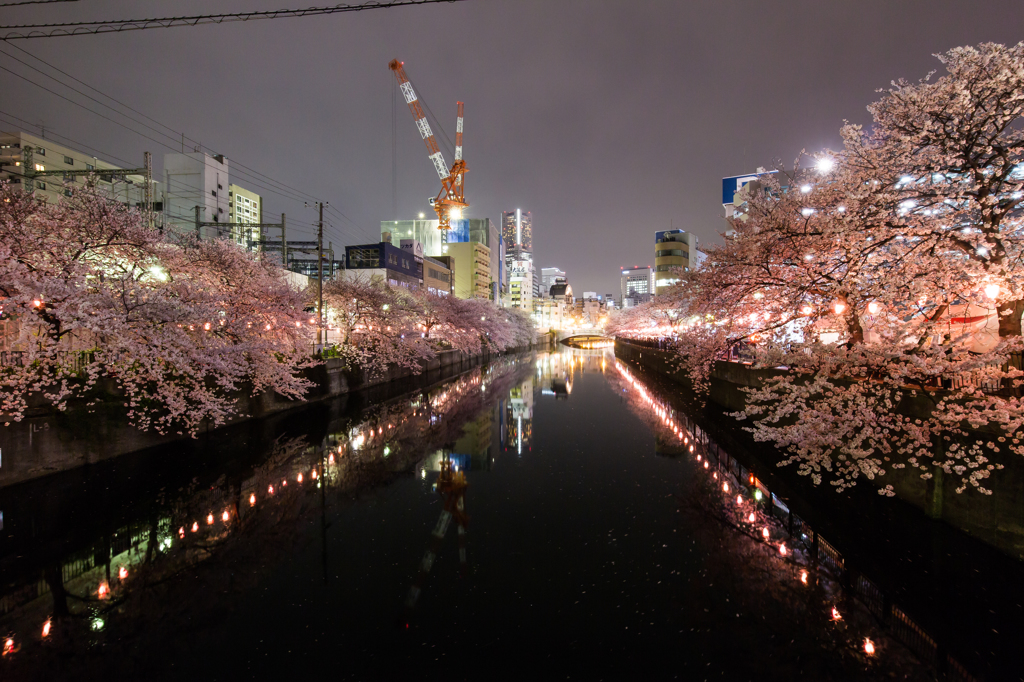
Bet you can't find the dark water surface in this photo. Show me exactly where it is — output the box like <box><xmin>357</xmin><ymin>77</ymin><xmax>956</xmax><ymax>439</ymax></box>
<box><xmin>0</xmin><ymin>348</ymin><xmax>1015</xmax><ymax>680</ymax></box>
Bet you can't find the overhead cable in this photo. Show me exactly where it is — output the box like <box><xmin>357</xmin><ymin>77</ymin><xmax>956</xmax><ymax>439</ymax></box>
<box><xmin>0</xmin><ymin>0</ymin><xmax>465</xmax><ymax>40</ymax></box>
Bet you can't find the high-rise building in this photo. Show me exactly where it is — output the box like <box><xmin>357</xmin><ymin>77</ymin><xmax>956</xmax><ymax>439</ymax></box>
<box><xmin>501</xmin><ymin>209</ymin><xmax>533</xmax><ymax>255</ymax></box>
<box><xmin>620</xmin><ymin>266</ymin><xmax>655</xmax><ymax>307</ymax></box>
<box><xmin>654</xmin><ymin>229</ymin><xmax>706</xmax><ymax>294</ymax></box>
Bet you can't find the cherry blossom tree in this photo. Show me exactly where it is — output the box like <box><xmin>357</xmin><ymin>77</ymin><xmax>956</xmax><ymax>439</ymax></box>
<box><xmin>645</xmin><ymin>42</ymin><xmax>1024</xmax><ymax>495</ymax></box>
<box><xmin>0</xmin><ymin>182</ymin><xmax>315</xmax><ymax>435</ymax></box>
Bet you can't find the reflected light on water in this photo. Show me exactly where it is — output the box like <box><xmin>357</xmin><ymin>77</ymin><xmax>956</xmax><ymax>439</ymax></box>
<box><xmin>41</xmin><ymin>620</ymin><xmax>51</xmax><ymax>638</ymax></box>
<box><xmin>118</xmin><ymin>566</ymin><xmax>128</xmax><ymax>580</ymax></box>
<box><xmin>832</xmin><ymin>606</ymin><xmax>842</xmax><ymax>621</ymax></box>
<box><xmin>800</xmin><ymin>570</ymin><xmax>808</xmax><ymax>584</ymax></box>
<box><xmin>864</xmin><ymin>638</ymin><xmax>875</xmax><ymax>655</ymax></box>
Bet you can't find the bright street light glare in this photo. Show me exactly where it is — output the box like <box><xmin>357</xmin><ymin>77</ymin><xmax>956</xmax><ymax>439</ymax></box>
<box><xmin>816</xmin><ymin>157</ymin><xmax>835</xmax><ymax>173</ymax></box>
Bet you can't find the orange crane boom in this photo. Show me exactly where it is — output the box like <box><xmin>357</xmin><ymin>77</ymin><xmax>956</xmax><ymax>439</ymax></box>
<box><xmin>389</xmin><ymin>59</ymin><xmax>468</xmax><ymax>232</ymax></box>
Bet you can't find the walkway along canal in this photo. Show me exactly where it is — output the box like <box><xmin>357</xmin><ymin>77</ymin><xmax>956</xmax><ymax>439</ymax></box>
<box><xmin>0</xmin><ymin>347</ymin><xmax>1018</xmax><ymax>680</ymax></box>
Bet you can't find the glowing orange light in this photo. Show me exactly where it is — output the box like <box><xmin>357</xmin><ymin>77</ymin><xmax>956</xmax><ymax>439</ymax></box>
<box><xmin>985</xmin><ymin>283</ymin><xmax>1000</xmax><ymax>299</ymax></box>
<box><xmin>329</xmin><ymin>454</ymin><xmax>335</xmax><ymax>464</ymax></box>
<box><xmin>250</xmin><ymin>493</ymin><xmax>256</xmax><ymax>506</ymax></box>
<box><xmin>748</xmin><ymin>512</ymin><xmax>756</xmax><ymax>522</ymax></box>
<box><xmin>703</xmin><ymin>461</ymin><xmax>708</xmax><ymax>469</ymax></box>
<box><xmin>779</xmin><ymin>544</ymin><xmax>787</xmax><ymax>556</ymax></box>
<box><xmin>696</xmin><ymin>454</ymin><xmax>701</xmax><ymax>461</ymax></box>
<box><xmin>206</xmin><ymin>514</ymin><xmax>214</xmax><ymax>525</ymax></box>
<box><xmin>222</xmin><ymin>510</ymin><xmax>230</xmax><ymax>522</ymax></box>
<box><xmin>98</xmin><ymin>582</ymin><xmax>109</xmax><ymax>598</ymax></box>
<box><xmin>297</xmin><ymin>473</ymin><xmax>304</xmax><ymax>483</ymax></box>
<box><xmin>800</xmin><ymin>305</ymin><xmax>813</xmax><ymax>316</ymax></box>
<box><xmin>723</xmin><ymin>482</ymin><xmax>729</xmax><ymax>492</ymax></box>
<box><xmin>867</xmin><ymin>301</ymin><xmax>880</xmax><ymax>314</ymax></box>
<box><xmin>736</xmin><ymin>494</ymin><xmax>742</xmax><ymax>504</ymax></box>
<box><xmin>3</xmin><ymin>638</ymin><xmax>13</xmax><ymax>655</ymax></box>
<box><xmin>118</xmin><ymin>566</ymin><xmax>128</xmax><ymax>580</ymax></box>
<box><xmin>311</xmin><ymin>469</ymin><xmax>318</xmax><ymax>479</ymax></box>
<box><xmin>800</xmin><ymin>570</ymin><xmax>808</xmax><ymax>584</ymax></box>
<box><xmin>42</xmin><ymin>620</ymin><xmax>51</xmax><ymax>637</ymax></box>
<box><xmin>713</xmin><ymin>472</ymin><xmax>718</xmax><ymax>480</ymax></box>
<box><xmin>191</xmin><ymin>522</ymin><xmax>198</xmax><ymax>532</ymax></box>
<box><xmin>749</xmin><ymin>474</ymin><xmax>755</xmax><ymax>484</ymax></box>
<box><xmin>178</xmin><ymin>526</ymin><xmax>185</xmax><ymax>538</ymax></box>
<box><xmin>761</xmin><ymin>527</ymin><xmax>769</xmax><ymax>539</ymax></box>
<box><xmin>864</xmin><ymin>638</ymin><xmax>875</xmax><ymax>655</ymax></box>
<box><xmin>203</xmin><ymin>322</ymin><xmax>211</xmax><ymax>331</ymax></box>
<box><xmin>32</xmin><ymin>299</ymin><xmax>42</xmax><ymax>308</ymax></box>
<box><xmin>833</xmin><ymin>302</ymin><xmax>847</xmax><ymax>315</ymax></box>
<box><xmin>831</xmin><ymin>606</ymin><xmax>842</xmax><ymax>621</ymax></box>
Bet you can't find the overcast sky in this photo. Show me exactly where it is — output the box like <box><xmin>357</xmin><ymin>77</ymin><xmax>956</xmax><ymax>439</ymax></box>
<box><xmin>1</xmin><ymin>0</ymin><xmax>1022</xmax><ymax>295</ymax></box>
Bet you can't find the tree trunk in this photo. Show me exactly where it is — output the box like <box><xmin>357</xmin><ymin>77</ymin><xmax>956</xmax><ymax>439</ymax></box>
<box><xmin>997</xmin><ymin>299</ymin><xmax>1024</xmax><ymax>338</ymax></box>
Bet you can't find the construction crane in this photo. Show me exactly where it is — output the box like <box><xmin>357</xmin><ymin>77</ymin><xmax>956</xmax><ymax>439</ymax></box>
<box><xmin>389</xmin><ymin>59</ymin><xmax>467</xmax><ymax>237</ymax></box>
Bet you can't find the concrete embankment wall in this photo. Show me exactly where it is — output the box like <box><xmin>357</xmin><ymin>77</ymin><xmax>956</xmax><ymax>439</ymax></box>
<box><xmin>0</xmin><ymin>340</ymin><xmax>548</xmax><ymax>489</ymax></box>
<box><xmin>614</xmin><ymin>339</ymin><xmax>1024</xmax><ymax>559</ymax></box>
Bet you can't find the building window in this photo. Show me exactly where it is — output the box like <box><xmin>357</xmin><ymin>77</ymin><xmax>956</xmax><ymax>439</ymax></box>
<box><xmin>34</xmin><ymin>163</ymin><xmax>44</xmax><ymax>172</ymax></box>
<box><xmin>350</xmin><ymin>247</ymin><xmax>380</xmax><ymax>268</ymax></box>
<box><xmin>211</xmin><ymin>190</ymin><xmax>217</xmax><ymax>197</ymax></box>
<box><xmin>36</xmin><ymin>181</ymin><xmax>46</xmax><ymax>190</ymax></box>
<box><xmin>64</xmin><ymin>188</ymin><xmax>73</xmax><ymax>197</ymax></box>
<box><xmin>86</xmin><ymin>163</ymin><xmax>94</xmax><ymax>171</ymax></box>
<box><xmin>64</xmin><ymin>155</ymin><xmax>73</xmax><ymax>165</ymax></box>
<box><xmin>35</xmin><ymin>147</ymin><xmax>45</xmax><ymax>156</ymax></box>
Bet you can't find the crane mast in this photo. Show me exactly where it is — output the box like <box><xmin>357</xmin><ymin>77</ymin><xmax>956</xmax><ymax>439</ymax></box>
<box><xmin>389</xmin><ymin>59</ymin><xmax>468</xmax><ymax>232</ymax></box>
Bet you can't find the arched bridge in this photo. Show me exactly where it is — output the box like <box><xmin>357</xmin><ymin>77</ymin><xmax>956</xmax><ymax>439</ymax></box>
<box><xmin>555</xmin><ymin>330</ymin><xmax>614</xmax><ymax>349</ymax></box>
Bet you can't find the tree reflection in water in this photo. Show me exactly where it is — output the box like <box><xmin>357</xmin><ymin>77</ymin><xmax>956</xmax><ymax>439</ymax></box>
<box><xmin>0</xmin><ymin>355</ymin><xmax>532</xmax><ymax>680</ymax></box>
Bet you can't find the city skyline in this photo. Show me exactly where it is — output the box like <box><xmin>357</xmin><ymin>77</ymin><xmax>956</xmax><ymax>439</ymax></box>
<box><xmin>2</xmin><ymin>1</ymin><xmax>1020</xmax><ymax>295</ymax></box>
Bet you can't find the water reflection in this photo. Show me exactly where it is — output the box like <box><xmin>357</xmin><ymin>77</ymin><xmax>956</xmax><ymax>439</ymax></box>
<box><xmin>0</xmin><ymin>347</ymin><xmax>1014</xmax><ymax>680</ymax></box>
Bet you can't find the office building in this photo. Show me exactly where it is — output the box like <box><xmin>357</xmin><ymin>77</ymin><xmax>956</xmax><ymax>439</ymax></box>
<box><xmin>424</xmin><ymin>254</ymin><xmax>453</xmax><ymax>296</ymax></box>
<box><xmin>382</xmin><ymin>218</ymin><xmax>443</xmax><ymax>261</ymax></box>
<box><xmin>229</xmin><ymin>184</ymin><xmax>262</xmax><ymax>249</ymax></box>
<box><xmin>449</xmin><ymin>217</ymin><xmax>503</xmax><ymax>298</ymax></box>
<box><xmin>164</xmin><ymin>152</ymin><xmax>231</xmax><ymax>239</ymax></box>
<box><xmin>344</xmin><ymin>241</ymin><xmax>422</xmax><ymax>288</ymax></box>
<box><xmin>541</xmin><ymin>268</ymin><xmax>566</xmax><ymax>294</ymax></box>
<box><xmin>620</xmin><ymin>266</ymin><xmax>655</xmax><ymax>307</ymax></box>
<box><xmin>0</xmin><ymin>130</ymin><xmax>158</xmax><ymax>219</ymax></box>
<box><xmin>446</xmin><ymin>241</ymin><xmax>491</xmax><ymax>299</ymax></box>
<box><xmin>509</xmin><ymin>259</ymin><xmax>535</xmax><ymax>311</ymax></box>
<box><xmin>654</xmin><ymin>229</ymin><xmax>705</xmax><ymax>294</ymax></box>
<box><xmin>501</xmin><ymin>208</ymin><xmax>533</xmax><ymax>255</ymax></box>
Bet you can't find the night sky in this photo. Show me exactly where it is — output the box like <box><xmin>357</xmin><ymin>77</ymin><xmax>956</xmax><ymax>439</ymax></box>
<box><xmin>1</xmin><ymin>0</ymin><xmax>1022</xmax><ymax>295</ymax></box>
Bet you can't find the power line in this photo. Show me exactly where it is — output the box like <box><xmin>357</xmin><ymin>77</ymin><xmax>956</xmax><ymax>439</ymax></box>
<box><xmin>0</xmin><ymin>0</ymin><xmax>76</xmax><ymax>6</ymax></box>
<box><xmin>0</xmin><ymin>0</ymin><xmax>465</xmax><ymax>40</ymax></box>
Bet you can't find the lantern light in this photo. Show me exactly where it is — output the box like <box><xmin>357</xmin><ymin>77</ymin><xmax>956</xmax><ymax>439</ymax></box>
<box><xmin>864</xmin><ymin>638</ymin><xmax>875</xmax><ymax>655</ymax></box>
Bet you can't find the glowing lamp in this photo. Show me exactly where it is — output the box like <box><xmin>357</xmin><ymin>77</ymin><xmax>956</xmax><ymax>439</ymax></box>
<box><xmin>204</xmin><ymin>322</ymin><xmax>211</xmax><ymax>331</ymax></box>
<box><xmin>761</xmin><ymin>527</ymin><xmax>769</xmax><ymax>539</ymax></box>
<box><xmin>779</xmin><ymin>544</ymin><xmax>787</xmax><ymax>556</ymax></box>
<box><xmin>42</xmin><ymin>620</ymin><xmax>51</xmax><ymax>638</ymax></box>
<box><xmin>703</xmin><ymin>461</ymin><xmax>708</xmax><ymax>469</ymax></box>
<box><xmin>800</xmin><ymin>570</ymin><xmax>808</xmax><ymax>584</ymax></box>
<box><xmin>98</xmin><ymin>582</ymin><xmax>109</xmax><ymax>598</ymax></box>
<box><xmin>864</xmin><ymin>639</ymin><xmax>875</xmax><ymax>655</ymax></box>
<box><xmin>867</xmin><ymin>301</ymin><xmax>880</xmax><ymax>314</ymax></box>
<box><xmin>297</xmin><ymin>473</ymin><xmax>304</xmax><ymax>483</ymax></box>
<box><xmin>815</xmin><ymin>157</ymin><xmax>834</xmax><ymax>173</ymax></box>
<box><xmin>833</xmin><ymin>302</ymin><xmax>847</xmax><ymax>315</ymax></box>
<box><xmin>723</xmin><ymin>482</ymin><xmax>729</xmax><ymax>493</ymax></box>
<box><xmin>118</xmin><ymin>566</ymin><xmax>128</xmax><ymax>580</ymax></box>
<box><xmin>178</xmin><ymin>526</ymin><xmax>185</xmax><ymax>538</ymax></box>
<box><xmin>753</xmin><ymin>292</ymin><xmax>763</xmax><ymax>299</ymax></box>
<box><xmin>3</xmin><ymin>638</ymin><xmax>12</xmax><ymax>655</ymax></box>
<box><xmin>748</xmin><ymin>512</ymin><xmax>756</xmax><ymax>523</ymax></box>
<box><xmin>736</xmin><ymin>495</ymin><xmax>742</xmax><ymax>504</ymax></box>
<box><xmin>985</xmin><ymin>283</ymin><xmax>1000</xmax><ymax>299</ymax></box>
<box><xmin>831</xmin><ymin>606</ymin><xmax>842</xmax><ymax>621</ymax></box>
<box><xmin>250</xmin><ymin>493</ymin><xmax>256</xmax><ymax>506</ymax></box>
<box><xmin>191</xmin><ymin>522</ymin><xmax>198</xmax><ymax>532</ymax></box>
<box><xmin>754</xmin><ymin>489</ymin><xmax>762</xmax><ymax>501</ymax></box>
<box><xmin>800</xmin><ymin>184</ymin><xmax>812</xmax><ymax>194</ymax></box>
<box><xmin>222</xmin><ymin>510</ymin><xmax>230</xmax><ymax>522</ymax></box>
<box><xmin>800</xmin><ymin>305</ymin><xmax>813</xmax><ymax>316</ymax></box>
<box><xmin>207</xmin><ymin>514</ymin><xmax>214</xmax><ymax>525</ymax></box>
<box><xmin>312</xmin><ymin>469</ymin><xmax>318</xmax><ymax>479</ymax></box>
<box><xmin>268</xmin><ymin>485</ymin><xmax>274</xmax><ymax>495</ymax></box>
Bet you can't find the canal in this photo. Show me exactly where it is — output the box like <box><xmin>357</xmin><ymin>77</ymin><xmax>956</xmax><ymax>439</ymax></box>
<box><xmin>0</xmin><ymin>347</ymin><xmax>1018</xmax><ymax>680</ymax></box>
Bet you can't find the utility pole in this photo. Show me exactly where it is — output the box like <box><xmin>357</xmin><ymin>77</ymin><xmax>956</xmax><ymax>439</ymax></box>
<box><xmin>318</xmin><ymin>201</ymin><xmax>324</xmax><ymax>351</ymax></box>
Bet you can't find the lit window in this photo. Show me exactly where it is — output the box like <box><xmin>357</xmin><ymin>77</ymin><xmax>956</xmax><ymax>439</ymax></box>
<box><xmin>34</xmin><ymin>163</ymin><xmax>44</xmax><ymax>172</ymax></box>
